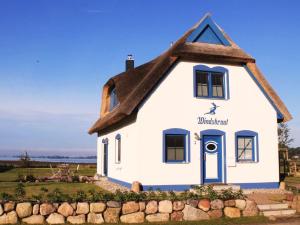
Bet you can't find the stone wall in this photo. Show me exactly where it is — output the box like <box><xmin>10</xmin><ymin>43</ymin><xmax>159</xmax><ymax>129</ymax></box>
<box><xmin>0</xmin><ymin>198</ymin><xmax>263</xmax><ymax>224</ymax></box>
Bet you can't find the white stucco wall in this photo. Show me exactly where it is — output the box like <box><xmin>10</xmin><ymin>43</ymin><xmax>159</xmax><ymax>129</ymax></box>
<box><xmin>97</xmin><ymin>121</ymin><xmax>139</xmax><ymax>183</ymax></box>
<box><xmin>97</xmin><ymin>61</ymin><xmax>279</xmax><ymax>187</ymax></box>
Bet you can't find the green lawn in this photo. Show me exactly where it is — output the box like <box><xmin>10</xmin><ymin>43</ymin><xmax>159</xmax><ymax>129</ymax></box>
<box><xmin>0</xmin><ymin>181</ymin><xmax>104</xmax><ymax>197</ymax></box>
<box><xmin>0</xmin><ymin>166</ymin><xmax>96</xmax><ymax>182</ymax></box>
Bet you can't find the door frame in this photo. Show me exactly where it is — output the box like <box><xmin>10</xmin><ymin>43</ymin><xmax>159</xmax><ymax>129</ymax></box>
<box><xmin>200</xmin><ymin>129</ymin><xmax>226</xmax><ymax>184</ymax></box>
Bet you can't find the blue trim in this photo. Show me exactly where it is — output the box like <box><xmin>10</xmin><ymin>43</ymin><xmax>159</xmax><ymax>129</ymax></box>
<box><xmin>103</xmin><ymin>141</ymin><xmax>108</xmax><ymax>176</ymax></box>
<box><xmin>193</xmin><ymin>65</ymin><xmax>229</xmax><ymax>100</ymax></box>
<box><xmin>244</xmin><ymin>65</ymin><xmax>284</xmax><ymax>121</ymax></box>
<box><xmin>162</xmin><ymin>128</ymin><xmax>190</xmax><ymax>163</ymax></box>
<box><xmin>187</xmin><ymin>16</ymin><xmax>231</xmax><ymax>46</ymax></box>
<box><xmin>235</xmin><ymin>130</ymin><xmax>259</xmax><ymax>163</ymax></box>
<box><xmin>200</xmin><ymin>129</ymin><xmax>226</xmax><ymax>184</ymax></box>
<box><xmin>236</xmin><ymin>182</ymin><xmax>279</xmax><ymax>189</ymax></box>
<box><xmin>106</xmin><ymin>178</ymin><xmax>279</xmax><ymax>191</ymax></box>
<box><xmin>143</xmin><ymin>184</ymin><xmax>193</xmax><ymax>191</ymax></box>
<box><xmin>107</xmin><ymin>177</ymin><xmax>131</xmax><ymax>189</ymax></box>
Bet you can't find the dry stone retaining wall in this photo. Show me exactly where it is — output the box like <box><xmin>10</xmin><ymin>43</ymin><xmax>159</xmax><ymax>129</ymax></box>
<box><xmin>1</xmin><ymin>195</ymin><xmax>300</xmax><ymax>224</ymax></box>
<box><xmin>0</xmin><ymin>198</ymin><xmax>265</xmax><ymax>224</ymax></box>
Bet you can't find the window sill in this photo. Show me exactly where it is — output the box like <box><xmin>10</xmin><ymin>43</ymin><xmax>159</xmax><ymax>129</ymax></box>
<box><xmin>164</xmin><ymin>161</ymin><xmax>189</xmax><ymax>164</ymax></box>
<box><xmin>236</xmin><ymin>161</ymin><xmax>258</xmax><ymax>164</ymax></box>
<box><xmin>195</xmin><ymin>96</ymin><xmax>227</xmax><ymax>100</ymax></box>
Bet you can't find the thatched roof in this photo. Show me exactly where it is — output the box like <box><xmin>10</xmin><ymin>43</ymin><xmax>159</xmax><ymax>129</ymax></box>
<box><xmin>89</xmin><ymin>14</ymin><xmax>292</xmax><ymax>134</ymax></box>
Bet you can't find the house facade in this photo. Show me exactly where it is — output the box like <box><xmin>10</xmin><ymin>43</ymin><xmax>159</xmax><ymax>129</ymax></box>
<box><xmin>89</xmin><ymin>14</ymin><xmax>292</xmax><ymax>190</ymax></box>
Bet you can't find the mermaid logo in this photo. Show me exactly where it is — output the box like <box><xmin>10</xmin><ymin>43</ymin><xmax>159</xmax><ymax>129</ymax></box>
<box><xmin>205</xmin><ymin>102</ymin><xmax>219</xmax><ymax>115</ymax></box>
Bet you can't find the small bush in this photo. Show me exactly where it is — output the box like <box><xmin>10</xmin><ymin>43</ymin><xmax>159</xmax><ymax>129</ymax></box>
<box><xmin>0</xmin><ymin>192</ymin><xmax>14</xmax><ymax>201</ymax></box>
<box><xmin>47</xmin><ymin>188</ymin><xmax>71</xmax><ymax>203</ymax></box>
<box><xmin>15</xmin><ymin>183</ymin><xmax>26</xmax><ymax>199</ymax></box>
<box><xmin>26</xmin><ymin>174</ymin><xmax>36</xmax><ymax>182</ymax></box>
<box><xmin>73</xmin><ymin>190</ymin><xmax>87</xmax><ymax>202</ymax></box>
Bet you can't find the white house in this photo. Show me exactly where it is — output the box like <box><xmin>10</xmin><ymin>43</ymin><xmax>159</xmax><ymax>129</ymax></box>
<box><xmin>89</xmin><ymin>14</ymin><xmax>292</xmax><ymax>190</ymax></box>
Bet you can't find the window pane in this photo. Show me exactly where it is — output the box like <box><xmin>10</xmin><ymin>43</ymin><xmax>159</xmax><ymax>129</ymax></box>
<box><xmin>244</xmin><ymin>150</ymin><xmax>252</xmax><ymax>160</ymax></box>
<box><xmin>175</xmin><ymin>148</ymin><xmax>184</xmax><ymax>161</ymax></box>
<box><xmin>211</xmin><ymin>73</ymin><xmax>224</xmax><ymax>97</ymax></box>
<box><xmin>238</xmin><ymin>138</ymin><xmax>244</xmax><ymax>148</ymax></box>
<box><xmin>196</xmin><ymin>71</ymin><xmax>209</xmax><ymax>97</ymax></box>
<box><xmin>117</xmin><ymin>139</ymin><xmax>121</xmax><ymax>162</ymax></box>
<box><xmin>109</xmin><ymin>88</ymin><xmax>119</xmax><ymax>111</ymax></box>
<box><xmin>244</xmin><ymin>138</ymin><xmax>253</xmax><ymax>149</ymax></box>
<box><xmin>165</xmin><ymin>134</ymin><xmax>185</xmax><ymax>161</ymax></box>
<box><xmin>167</xmin><ymin>148</ymin><xmax>176</xmax><ymax>161</ymax></box>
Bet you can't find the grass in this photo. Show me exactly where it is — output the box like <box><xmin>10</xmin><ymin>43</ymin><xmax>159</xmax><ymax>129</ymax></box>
<box><xmin>0</xmin><ymin>166</ymin><xmax>96</xmax><ymax>182</ymax></box>
<box><xmin>82</xmin><ymin>216</ymin><xmax>269</xmax><ymax>225</ymax></box>
<box><xmin>0</xmin><ymin>182</ymin><xmax>105</xmax><ymax>197</ymax></box>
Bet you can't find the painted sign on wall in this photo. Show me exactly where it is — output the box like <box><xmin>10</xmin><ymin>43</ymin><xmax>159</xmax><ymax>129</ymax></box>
<box><xmin>198</xmin><ymin>102</ymin><xmax>229</xmax><ymax>125</ymax></box>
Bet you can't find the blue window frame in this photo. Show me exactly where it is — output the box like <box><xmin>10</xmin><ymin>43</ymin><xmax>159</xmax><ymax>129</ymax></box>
<box><xmin>109</xmin><ymin>87</ymin><xmax>119</xmax><ymax>111</ymax></box>
<box><xmin>163</xmin><ymin>128</ymin><xmax>190</xmax><ymax>163</ymax></box>
<box><xmin>235</xmin><ymin>130</ymin><xmax>259</xmax><ymax>162</ymax></box>
<box><xmin>194</xmin><ymin>65</ymin><xmax>229</xmax><ymax>99</ymax></box>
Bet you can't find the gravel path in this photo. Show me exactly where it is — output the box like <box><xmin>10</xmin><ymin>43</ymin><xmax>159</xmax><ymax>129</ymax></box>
<box><xmin>94</xmin><ymin>180</ymin><xmax>130</xmax><ymax>193</ymax></box>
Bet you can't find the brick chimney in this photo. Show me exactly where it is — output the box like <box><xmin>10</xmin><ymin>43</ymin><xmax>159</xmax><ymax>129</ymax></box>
<box><xmin>125</xmin><ymin>54</ymin><xmax>134</xmax><ymax>71</ymax></box>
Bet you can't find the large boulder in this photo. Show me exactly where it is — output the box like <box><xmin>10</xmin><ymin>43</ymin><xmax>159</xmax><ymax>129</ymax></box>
<box><xmin>208</xmin><ymin>209</ymin><xmax>223</xmax><ymax>219</ymax></box>
<box><xmin>46</xmin><ymin>213</ymin><xmax>65</xmax><ymax>224</ymax></box>
<box><xmin>40</xmin><ymin>203</ymin><xmax>55</xmax><ymax>216</ymax></box>
<box><xmin>16</xmin><ymin>202</ymin><xmax>32</xmax><ymax>218</ymax></box>
<box><xmin>4</xmin><ymin>202</ymin><xmax>15</xmax><ymax>212</ymax></box>
<box><xmin>224</xmin><ymin>207</ymin><xmax>241</xmax><ymax>218</ymax></box>
<box><xmin>0</xmin><ymin>211</ymin><xmax>18</xmax><ymax>224</ymax></box>
<box><xmin>106</xmin><ymin>201</ymin><xmax>121</xmax><ymax>208</ymax></box>
<box><xmin>122</xmin><ymin>201</ymin><xmax>140</xmax><ymax>215</ymax></box>
<box><xmin>145</xmin><ymin>201</ymin><xmax>157</xmax><ymax>214</ymax></box>
<box><xmin>210</xmin><ymin>199</ymin><xmax>224</xmax><ymax>210</ymax></box>
<box><xmin>182</xmin><ymin>205</ymin><xmax>209</xmax><ymax>221</ymax></box>
<box><xmin>198</xmin><ymin>199</ymin><xmax>210</xmax><ymax>212</ymax></box>
<box><xmin>90</xmin><ymin>203</ymin><xmax>106</xmax><ymax>213</ymax></box>
<box><xmin>58</xmin><ymin>202</ymin><xmax>74</xmax><ymax>217</ymax></box>
<box><xmin>67</xmin><ymin>214</ymin><xmax>86</xmax><ymax>224</ymax></box>
<box><xmin>103</xmin><ymin>207</ymin><xmax>121</xmax><ymax>223</ymax></box>
<box><xmin>173</xmin><ymin>201</ymin><xmax>185</xmax><ymax>211</ymax></box>
<box><xmin>159</xmin><ymin>200</ymin><xmax>172</xmax><ymax>213</ymax></box>
<box><xmin>139</xmin><ymin>202</ymin><xmax>146</xmax><ymax>212</ymax></box>
<box><xmin>146</xmin><ymin>213</ymin><xmax>169</xmax><ymax>222</ymax></box>
<box><xmin>187</xmin><ymin>199</ymin><xmax>198</xmax><ymax>208</ymax></box>
<box><xmin>224</xmin><ymin>200</ymin><xmax>236</xmax><ymax>207</ymax></box>
<box><xmin>120</xmin><ymin>212</ymin><xmax>145</xmax><ymax>223</ymax></box>
<box><xmin>235</xmin><ymin>200</ymin><xmax>246</xmax><ymax>210</ymax></box>
<box><xmin>242</xmin><ymin>200</ymin><xmax>258</xmax><ymax>217</ymax></box>
<box><xmin>170</xmin><ymin>211</ymin><xmax>183</xmax><ymax>221</ymax></box>
<box><xmin>32</xmin><ymin>204</ymin><xmax>39</xmax><ymax>215</ymax></box>
<box><xmin>131</xmin><ymin>181</ymin><xmax>142</xmax><ymax>193</ymax></box>
<box><xmin>22</xmin><ymin>215</ymin><xmax>45</xmax><ymax>224</ymax></box>
<box><xmin>87</xmin><ymin>213</ymin><xmax>104</xmax><ymax>224</ymax></box>
<box><xmin>76</xmin><ymin>202</ymin><xmax>89</xmax><ymax>215</ymax></box>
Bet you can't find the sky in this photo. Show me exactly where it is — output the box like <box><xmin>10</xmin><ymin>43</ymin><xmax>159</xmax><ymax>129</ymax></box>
<box><xmin>0</xmin><ymin>0</ymin><xmax>299</xmax><ymax>156</ymax></box>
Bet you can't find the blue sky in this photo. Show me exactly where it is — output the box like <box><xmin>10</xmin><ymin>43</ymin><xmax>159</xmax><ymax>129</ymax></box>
<box><xmin>0</xmin><ymin>0</ymin><xmax>299</xmax><ymax>155</ymax></box>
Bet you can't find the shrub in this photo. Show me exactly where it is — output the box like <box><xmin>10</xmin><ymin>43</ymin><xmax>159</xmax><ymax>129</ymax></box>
<box><xmin>73</xmin><ymin>190</ymin><xmax>87</xmax><ymax>202</ymax></box>
<box><xmin>72</xmin><ymin>175</ymin><xmax>80</xmax><ymax>183</ymax></box>
<box><xmin>26</xmin><ymin>174</ymin><xmax>36</xmax><ymax>182</ymax></box>
<box><xmin>0</xmin><ymin>192</ymin><xmax>13</xmax><ymax>201</ymax></box>
<box><xmin>15</xmin><ymin>183</ymin><xmax>26</xmax><ymax>200</ymax></box>
<box><xmin>47</xmin><ymin>188</ymin><xmax>71</xmax><ymax>203</ymax></box>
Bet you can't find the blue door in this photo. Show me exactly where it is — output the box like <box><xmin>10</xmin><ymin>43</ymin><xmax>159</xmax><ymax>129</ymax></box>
<box><xmin>103</xmin><ymin>143</ymin><xmax>108</xmax><ymax>176</ymax></box>
<box><xmin>203</xmin><ymin>135</ymin><xmax>222</xmax><ymax>183</ymax></box>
